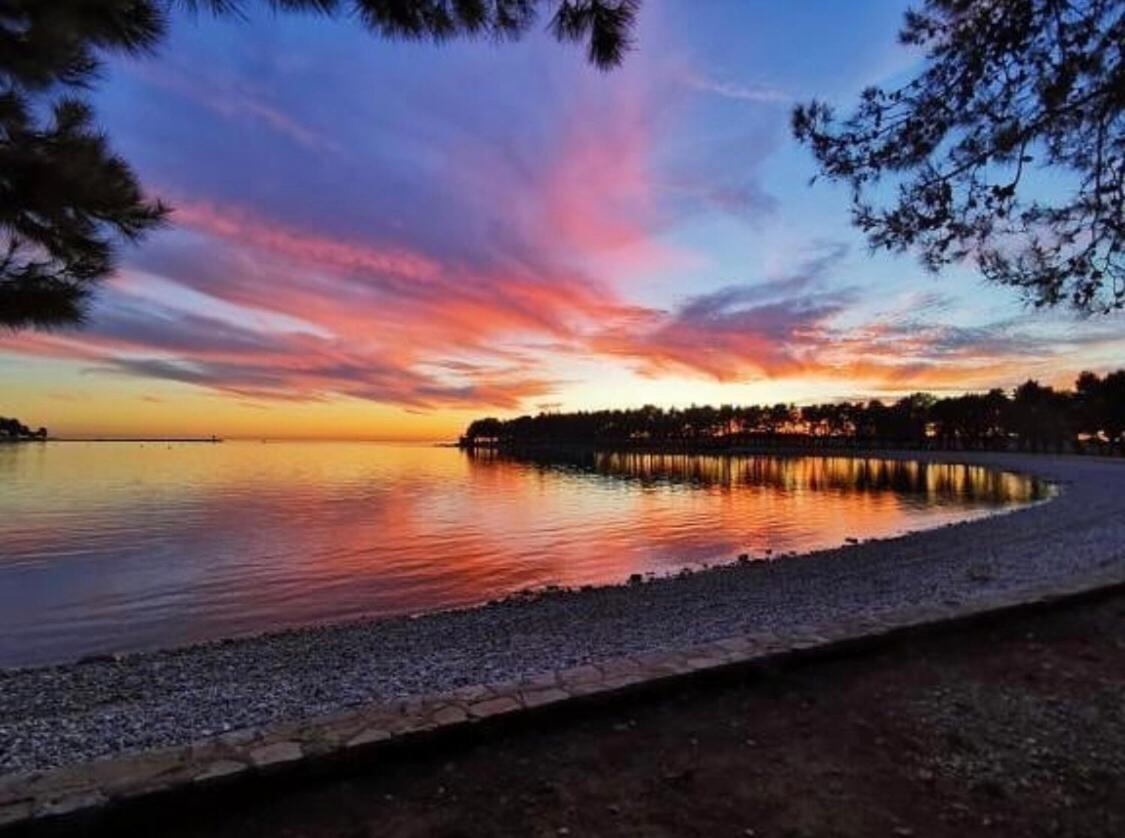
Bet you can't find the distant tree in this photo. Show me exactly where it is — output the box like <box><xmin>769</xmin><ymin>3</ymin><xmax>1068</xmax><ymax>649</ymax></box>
<box><xmin>463</xmin><ymin>416</ymin><xmax>505</xmax><ymax>444</ymax></box>
<box><xmin>931</xmin><ymin>393</ymin><xmax>976</xmax><ymax>448</ymax></box>
<box><xmin>1</xmin><ymin>0</ymin><xmax>641</xmax><ymax>330</ymax></box>
<box><xmin>458</xmin><ymin>369</ymin><xmax>1124</xmax><ymax>455</ymax></box>
<box><xmin>793</xmin><ymin>0</ymin><xmax>1125</xmax><ymax>312</ymax></box>
<box><xmin>857</xmin><ymin>400</ymin><xmax>887</xmax><ymax>443</ymax></box>
<box><xmin>764</xmin><ymin>403</ymin><xmax>793</xmax><ymax>436</ymax></box>
<box><xmin>899</xmin><ymin>392</ymin><xmax>936</xmax><ymax>444</ymax></box>
<box><xmin>1076</xmin><ymin>368</ymin><xmax>1125</xmax><ymax>450</ymax></box>
<box><xmin>0</xmin><ymin>415</ymin><xmax>44</xmax><ymax>439</ymax></box>
<box><xmin>1074</xmin><ymin>370</ymin><xmax>1106</xmax><ymax>439</ymax></box>
<box><xmin>1104</xmin><ymin>370</ymin><xmax>1125</xmax><ymax>450</ymax></box>
<box><xmin>1011</xmin><ymin>379</ymin><xmax>1071</xmax><ymax>451</ymax></box>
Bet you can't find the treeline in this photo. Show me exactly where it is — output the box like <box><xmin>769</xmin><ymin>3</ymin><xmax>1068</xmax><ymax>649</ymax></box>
<box><xmin>0</xmin><ymin>416</ymin><xmax>47</xmax><ymax>441</ymax></box>
<box><xmin>461</xmin><ymin>371</ymin><xmax>1125</xmax><ymax>455</ymax></box>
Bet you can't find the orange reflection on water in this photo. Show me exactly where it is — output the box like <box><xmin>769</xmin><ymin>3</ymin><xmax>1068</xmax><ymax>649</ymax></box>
<box><xmin>588</xmin><ymin>451</ymin><xmax>1043</xmax><ymax>504</ymax></box>
<box><xmin>0</xmin><ymin>443</ymin><xmax>1046</xmax><ymax>666</ymax></box>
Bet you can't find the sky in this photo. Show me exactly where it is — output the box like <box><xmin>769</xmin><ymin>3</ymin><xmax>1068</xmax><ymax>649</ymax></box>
<box><xmin>2</xmin><ymin>1</ymin><xmax>1123</xmax><ymax>440</ymax></box>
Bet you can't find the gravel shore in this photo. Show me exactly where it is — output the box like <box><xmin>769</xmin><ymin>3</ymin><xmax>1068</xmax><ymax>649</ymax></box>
<box><xmin>2</xmin><ymin>452</ymin><xmax>1124</xmax><ymax>774</ymax></box>
<box><xmin>146</xmin><ymin>580</ymin><xmax>1125</xmax><ymax>838</ymax></box>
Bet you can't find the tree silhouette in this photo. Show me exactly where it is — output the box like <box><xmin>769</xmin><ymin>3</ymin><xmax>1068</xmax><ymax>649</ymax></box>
<box><xmin>0</xmin><ymin>415</ymin><xmax>47</xmax><ymax>439</ymax></box>
<box><xmin>1</xmin><ymin>1</ymin><xmax>170</xmax><ymax>329</ymax></box>
<box><xmin>793</xmin><ymin>0</ymin><xmax>1125</xmax><ymax>312</ymax></box>
<box><xmin>1076</xmin><ymin>368</ymin><xmax>1125</xmax><ymax>450</ymax></box>
<box><xmin>460</xmin><ymin>370</ymin><xmax>1125</xmax><ymax>455</ymax></box>
<box><xmin>1</xmin><ymin>0</ymin><xmax>641</xmax><ymax>330</ymax></box>
<box><xmin>182</xmin><ymin>1</ymin><xmax>639</xmax><ymax>69</ymax></box>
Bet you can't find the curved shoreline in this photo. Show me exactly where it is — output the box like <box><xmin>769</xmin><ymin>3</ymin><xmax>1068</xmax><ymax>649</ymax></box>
<box><xmin>2</xmin><ymin>451</ymin><xmax>1124</xmax><ymax>774</ymax></box>
<box><xmin>0</xmin><ymin>454</ymin><xmax>1050</xmax><ymax>672</ymax></box>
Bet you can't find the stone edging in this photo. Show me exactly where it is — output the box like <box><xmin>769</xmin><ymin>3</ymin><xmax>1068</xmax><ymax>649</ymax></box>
<box><xmin>3</xmin><ymin>564</ymin><xmax>1124</xmax><ymax>833</ymax></box>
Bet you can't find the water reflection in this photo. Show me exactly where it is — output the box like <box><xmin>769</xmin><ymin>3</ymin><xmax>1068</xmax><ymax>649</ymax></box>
<box><xmin>468</xmin><ymin>448</ymin><xmax>1047</xmax><ymax>505</ymax></box>
<box><xmin>0</xmin><ymin>442</ymin><xmax>1045</xmax><ymax>667</ymax></box>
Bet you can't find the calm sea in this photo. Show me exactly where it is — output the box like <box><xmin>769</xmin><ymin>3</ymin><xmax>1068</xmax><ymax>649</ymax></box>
<box><xmin>0</xmin><ymin>442</ymin><xmax>1046</xmax><ymax>667</ymax></box>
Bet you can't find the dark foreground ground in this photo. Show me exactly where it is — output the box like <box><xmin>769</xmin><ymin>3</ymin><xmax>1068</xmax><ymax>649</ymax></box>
<box><xmin>45</xmin><ymin>592</ymin><xmax>1125</xmax><ymax>838</ymax></box>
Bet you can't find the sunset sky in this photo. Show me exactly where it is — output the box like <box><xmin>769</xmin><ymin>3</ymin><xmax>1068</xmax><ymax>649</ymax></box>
<box><xmin>2</xmin><ymin>1</ymin><xmax>1122</xmax><ymax>440</ymax></box>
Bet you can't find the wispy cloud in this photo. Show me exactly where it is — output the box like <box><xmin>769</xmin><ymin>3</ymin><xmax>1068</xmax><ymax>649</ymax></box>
<box><xmin>680</xmin><ymin>70</ymin><xmax>791</xmax><ymax>104</ymax></box>
<box><xmin>580</xmin><ymin>242</ymin><xmax>1120</xmax><ymax>393</ymax></box>
<box><xmin>128</xmin><ymin>62</ymin><xmax>342</xmax><ymax>154</ymax></box>
<box><xmin>589</xmin><ymin>243</ymin><xmax>852</xmax><ymax>380</ymax></box>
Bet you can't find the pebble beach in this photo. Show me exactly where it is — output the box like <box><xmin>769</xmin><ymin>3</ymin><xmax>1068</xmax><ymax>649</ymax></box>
<box><xmin>2</xmin><ymin>451</ymin><xmax>1124</xmax><ymax>775</ymax></box>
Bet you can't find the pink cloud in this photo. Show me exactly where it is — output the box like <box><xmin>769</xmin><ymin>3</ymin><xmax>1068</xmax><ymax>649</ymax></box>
<box><xmin>172</xmin><ymin>200</ymin><xmax>441</xmax><ymax>282</ymax></box>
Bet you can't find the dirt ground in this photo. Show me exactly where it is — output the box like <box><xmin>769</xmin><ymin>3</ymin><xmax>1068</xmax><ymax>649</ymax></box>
<box><xmin>55</xmin><ymin>593</ymin><xmax>1125</xmax><ymax>837</ymax></box>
